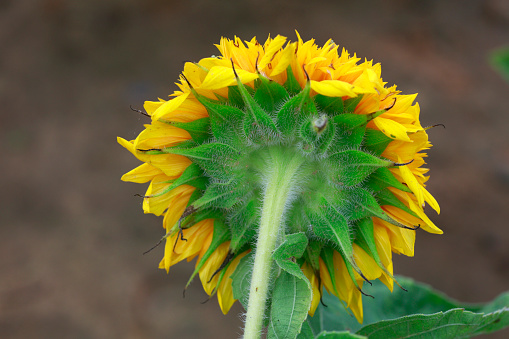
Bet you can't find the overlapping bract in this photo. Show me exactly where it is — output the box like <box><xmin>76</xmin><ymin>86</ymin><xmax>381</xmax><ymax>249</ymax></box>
<box><xmin>119</xmin><ymin>33</ymin><xmax>441</xmax><ymax>322</ymax></box>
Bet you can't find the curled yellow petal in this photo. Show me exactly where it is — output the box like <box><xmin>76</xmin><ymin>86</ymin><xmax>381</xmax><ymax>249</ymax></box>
<box><xmin>258</xmin><ymin>35</ymin><xmax>287</xmax><ymax>71</ymax></box>
<box><xmin>310</xmin><ymin>79</ymin><xmax>357</xmax><ymax>97</ymax></box>
<box><xmin>373</xmin><ymin>117</ymin><xmax>412</xmax><ymax>141</ymax></box>
<box><xmin>199</xmin><ymin>66</ymin><xmax>259</xmax><ymax>90</ymax></box>
<box><xmin>151</xmin><ymin>92</ymin><xmax>190</xmax><ymax>121</ymax></box>
<box><xmin>121</xmin><ymin>163</ymin><xmax>162</xmax><ymax>183</ymax></box>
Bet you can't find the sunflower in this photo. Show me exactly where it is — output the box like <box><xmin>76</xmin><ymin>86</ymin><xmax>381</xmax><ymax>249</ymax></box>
<box><xmin>119</xmin><ymin>32</ymin><xmax>441</xmax><ymax>326</ymax></box>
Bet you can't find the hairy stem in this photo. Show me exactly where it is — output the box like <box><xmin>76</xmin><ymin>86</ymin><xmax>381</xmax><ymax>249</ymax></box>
<box><xmin>243</xmin><ymin>151</ymin><xmax>304</xmax><ymax>339</ymax></box>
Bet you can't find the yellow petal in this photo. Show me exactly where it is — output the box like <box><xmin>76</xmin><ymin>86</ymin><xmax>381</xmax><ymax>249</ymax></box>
<box><xmin>406</xmin><ymin>197</ymin><xmax>443</xmax><ymax>234</ymax></box>
<box><xmin>348</xmin><ymin>288</ymin><xmax>364</xmax><ymax>324</ymax></box>
<box><xmin>353</xmin><ymin>244</ymin><xmax>382</xmax><ymax>281</ymax></box>
<box><xmin>171</xmin><ymin>219</ymin><xmax>214</xmax><ymax>265</ymax></box>
<box><xmin>397</xmin><ymin>155</ymin><xmax>425</xmax><ymax>208</ymax></box>
<box><xmin>217</xmin><ymin>250</ymin><xmax>250</xmax><ymax>314</ymax></box>
<box><xmin>142</xmin><ymin>175</ymin><xmax>175</xmax><ymax>216</ymax></box>
<box><xmin>117</xmin><ymin>137</ymin><xmax>192</xmax><ymax>177</ymax></box>
<box><xmin>162</xmin><ymin>185</ymin><xmax>195</xmax><ymax>228</ymax></box>
<box><xmin>270</xmin><ymin>42</ymin><xmax>295</xmax><ymax>77</ymax></box>
<box><xmin>319</xmin><ymin>258</ymin><xmax>336</xmax><ymax>297</ymax></box>
<box><xmin>422</xmin><ymin>186</ymin><xmax>440</xmax><ymax>214</ymax></box>
<box><xmin>161</xmin><ymin>230</ymin><xmax>178</xmax><ymax>273</ymax></box>
<box><xmin>373</xmin><ymin>226</ymin><xmax>394</xmax><ymax>292</ymax></box>
<box><xmin>376</xmin><ymin>218</ymin><xmax>415</xmax><ymax>256</ymax></box>
<box><xmin>121</xmin><ymin>163</ymin><xmax>162</xmax><ymax>183</ymax></box>
<box><xmin>373</xmin><ymin>117</ymin><xmax>412</xmax><ymax>141</ymax></box>
<box><xmin>134</xmin><ymin>125</ymin><xmax>191</xmax><ymax>150</ymax></box>
<box><xmin>258</xmin><ymin>35</ymin><xmax>287</xmax><ymax>71</ymax></box>
<box><xmin>151</xmin><ymin>92</ymin><xmax>190</xmax><ymax>121</ymax></box>
<box><xmin>199</xmin><ymin>242</ymin><xmax>230</xmax><ymax>295</ymax></box>
<box><xmin>199</xmin><ymin>66</ymin><xmax>259</xmax><ymax>90</ymax></box>
<box><xmin>144</xmin><ymin>100</ymin><xmax>164</xmax><ymax>115</ymax></box>
<box><xmin>310</xmin><ymin>80</ymin><xmax>357</xmax><ymax>97</ymax></box>
<box><xmin>302</xmin><ymin>263</ymin><xmax>320</xmax><ymax>316</ymax></box>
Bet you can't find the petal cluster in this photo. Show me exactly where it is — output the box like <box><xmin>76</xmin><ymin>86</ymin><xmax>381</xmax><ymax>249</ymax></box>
<box><xmin>119</xmin><ymin>33</ymin><xmax>441</xmax><ymax>322</ymax></box>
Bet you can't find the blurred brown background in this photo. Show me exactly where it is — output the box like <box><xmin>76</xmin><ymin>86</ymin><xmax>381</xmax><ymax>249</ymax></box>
<box><xmin>1</xmin><ymin>0</ymin><xmax>509</xmax><ymax>338</ymax></box>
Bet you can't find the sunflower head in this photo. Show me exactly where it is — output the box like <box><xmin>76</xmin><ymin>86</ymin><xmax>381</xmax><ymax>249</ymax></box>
<box><xmin>119</xmin><ymin>32</ymin><xmax>441</xmax><ymax>323</ymax></box>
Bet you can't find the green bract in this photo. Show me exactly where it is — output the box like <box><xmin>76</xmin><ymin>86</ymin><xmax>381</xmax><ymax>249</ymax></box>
<box><xmin>143</xmin><ymin>66</ymin><xmax>413</xmax><ymax>294</ymax></box>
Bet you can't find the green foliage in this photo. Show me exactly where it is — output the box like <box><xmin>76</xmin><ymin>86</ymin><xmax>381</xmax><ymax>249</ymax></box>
<box><xmin>363</xmin><ymin>167</ymin><xmax>411</xmax><ymax>193</ymax></box>
<box><xmin>164</xmin><ymin>69</ymin><xmax>459</xmax><ymax>337</ymax></box>
<box><xmin>228</xmin><ymin>199</ymin><xmax>259</xmax><ymax>252</ymax></box>
<box><xmin>277</xmin><ymin>82</ymin><xmax>315</xmax><ymax>135</ymax></box>
<box><xmin>268</xmin><ymin>233</ymin><xmax>312</xmax><ymax>339</ymax></box>
<box><xmin>307</xmin><ymin>276</ymin><xmax>509</xmax><ymax>338</ymax></box>
<box><xmin>328</xmin><ymin>150</ymin><xmax>392</xmax><ymax>187</ymax></box>
<box><xmin>254</xmin><ymin>75</ymin><xmax>289</xmax><ymax>115</ymax></box>
<box><xmin>491</xmin><ymin>47</ymin><xmax>509</xmax><ymax>83</ymax></box>
<box><xmin>168</xmin><ymin>143</ymin><xmax>239</xmax><ymax>180</ymax></box>
<box><xmin>170</xmin><ymin>117</ymin><xmax>211</xmax><ymax>144</ymax></box>
<box><xmin>362</xmin><ymin>129</ymin><xmax>393</xmax><ymax>156</ymax></box>
<box><xmin>231</xmin><ymin>252</ymin><xmax>254</xmax><ymax>309</ymax></box>
<box><xmin>314</xmin><ymin>94</ymin><xmax>344</xmax><ymax>115</ymax></box>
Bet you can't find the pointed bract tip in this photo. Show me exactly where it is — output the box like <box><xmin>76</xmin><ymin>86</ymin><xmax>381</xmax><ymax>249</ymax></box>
<box><xmin>425</xmin><ymin>123</ymin><xmax>446</xmax><ymax>130</ymax></box>
<box><xmin>181</xmin><ymin>73</ymin><xmax>194</xmax><ymax>89</ymax></box>
<box><xmin>129</xmin><ymin>105</ymin><xmax>150</xmax><ymax>117</ymax></box>
<box><xmin>302</xmin><ymin>65</ymin><xmax>310</xmax><ymax>82</ymax></box>
<box><xmin>230</xmin><ymin>58</ymin><xmax>239</xmax><ymax>78</ymax></box>
<box><xmin>392</xmin><ymin>159</ymin><xmax>414</xmax><ymax>167</ymax></box>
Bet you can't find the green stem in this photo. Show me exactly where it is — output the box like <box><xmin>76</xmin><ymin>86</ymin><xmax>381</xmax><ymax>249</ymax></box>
<box><xmin>243</xmin><ymin>151</ymin><xmax>304</xmax><ymax>339</ymax></box>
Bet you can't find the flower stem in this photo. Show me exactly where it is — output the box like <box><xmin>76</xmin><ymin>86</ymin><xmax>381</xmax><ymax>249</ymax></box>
<box><xmin>243</xmin><ymin>150</ymin><xmax>304</xmax><ymax>339</ymax></box>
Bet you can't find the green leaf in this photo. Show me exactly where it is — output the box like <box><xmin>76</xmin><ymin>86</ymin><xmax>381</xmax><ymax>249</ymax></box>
<box><xmin>329</xmin><ymin>150</ymin><xmax>392</xmax><ymax>187</ymax></box>
<box><xmin>314</xmin><ymin>94</ymin><xmax>344</xmax><ymax>115</ymax></box>
<box><xmin>228</xmin><ymin>85</ymin><xmax>245</xmax><ymax>109</ymax></box>
<box><xmin>170</xmin><ymin>117</ymin><xmax>211</xmax><ymax>144</ymax></box>
<box><xmin>229</xmin><ymin>199</ymin><xmax>260</xmax><ymax>252</ymax></box>
<box><xmin>375</xmin><ymin>189</ymin><xmax>418</xmax><ymax>218</ymax></box>
<box><xmin>185</xmin><ymin>219</ymin><xmax>230</xmax><ymax>288</ymax></box>
<box><xmin>168</xmin><ymin>143</ymin><xmax>239</xmax><ymax>180</ymax></box>
<box><xmin>284</xmin><ymin>65</ymin><xmax>302</xmax><ymax>96</ymax></box>
<box><xmin>192</xmin><ymin>94</ymin><xmax>245</xmax><ymax>144</ymax></box>
<box><xmin>268</xmin><ymin>271</ymin><xmax>313</xmax><ymax>339</ymax></box>
<box><xmin>354</xmin><ymin>218</ymin><xmax>400</xmax><ymax>288</ymax></box>
<box><xmin>490</xmin><ymin>47</ymin><xmax>509</xmax><ymax>83</ymax></box>
<box><xmin>231</xmin><ymin>252</ymin><xmax>253</xmax><ymax>309</ymax></box>
<box><xmin>341</xmin><ymin>188</ymin><xmax>410</xmax><ymax>230</ymax></box>
<box><xmin>180</xmin><ymin>207</ymin><xmax>224</xmax><ymax>229</ymax></box>
<box><xmin>305</xmin><ymin>196</ymin><xmax>365</xmax><ymax>287</ymax></box>
<box><xmin>358</xmin><ymin>308</ymin><xmax>509</xmax><ymax>339</ymax></box>
<box><xmin>362</xmin><ymin>129</ymin><xmax>393</xmax><ymax>157</ymax></box>
<box><xmin>304</xmin><ymin>240</ymin><xmax>324</xmax><ymax>272</ymax></box>
<box><xmin>296</xmin><ymin>320</ymin><xmax>315</xmax><ymax>339</ymax></box>
<box><xmin>330</xmin><ymin>114</ymin><xmax>367</xmax><ymax>150</ymax></box>
<box><xmin>277</xmin><ymin>82</ymin><xmax>316</xmax><ymax>136</ymax></box>
<box><xmin>145</xmin><ymin>163</ymin><xmax>207</xmax><ymax>199</ymax></box>
<box><xmin>192</xmin><ymin>180</ymin><xmax>251</xmax><ymax>210</ymax></box>
<box><xmin>272</xmin><ymin>233</ymin><xmax>309</xmax><ymax>279</ymax></box>
<box><xmin>317</xmin><ymin>118</ymin><xmax>336</xmax><ymax>155</ymax></box>
<box><xmin>332</xmin><ymin>113</ymin><xmax>367</xmax><ymax>129</ymax></box>
<box><xmin>320</xmin><ymin>247</ymin><xmax>340</xmax><ymax>297</ymax></box>
<box><xmin>363</xmin><ymin>167</ymin><xmax>412</xmax><ymax>193</ymax></box>
<box><xmin>308</xmin><ymin>276</ymin><xmax>509</xmax><ymax>338</ymax></box>
<box><xmin>316</xmin><ymin>332</ymin><xmax>366</xmax><ymax>339</ymax></box>
<box><xmin>268</xmin><ymin>233</ymin><xmax>312</xmax><ymax>339</ymax></box>
<box><xmin>234</xmin><ymin>74</ymin><xmax>278</xmax><ymax>141</ymax></box>
<box><xmin>300</xmin><ymin>115</ymin><xmax>336</xmax><ymax>155</ymax></box>
<box><xmin>254</xmin><ymin>75</ymin><xmax>289</xmax><ymax>115</ymax></box>
<box><xmin>343</xmin><ymin>96</ymin><xmax>363</xmax><ymax>113</ymax></box>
